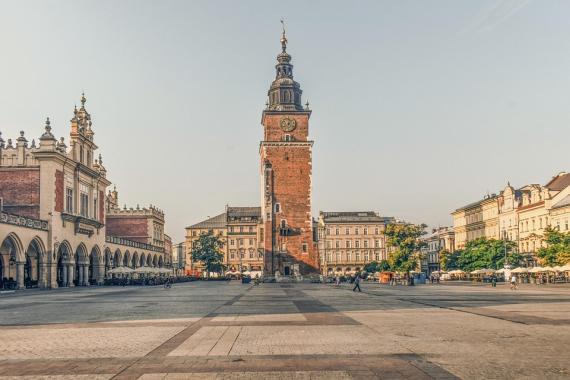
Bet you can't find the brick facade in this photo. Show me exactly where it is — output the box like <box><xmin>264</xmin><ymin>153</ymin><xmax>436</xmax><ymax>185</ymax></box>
<box><xmin>0</xmin><ymin>169</ymin><xmax>40</xmax><ymax>218</ymax></box>
<box><xmin>105</xmin><ymin>217</ymin><xmax>148</xmax><ymax>243</ymax></box>
<box><xmin>261</xmin><ymin>113</ymin><xmax>318</xmax><ymax>274</ymax></box>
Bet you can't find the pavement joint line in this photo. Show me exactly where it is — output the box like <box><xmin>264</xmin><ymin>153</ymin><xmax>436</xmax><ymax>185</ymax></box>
<box><xmin>110</xmin><ymin>285</ymin><xmax>253</xmax><ymax>380</ymax></box>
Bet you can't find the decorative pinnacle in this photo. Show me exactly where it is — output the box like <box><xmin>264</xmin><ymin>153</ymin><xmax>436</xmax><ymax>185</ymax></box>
<box><xmin>81</xmin><ymin>92</ymin><xmax>86</xmax><ymax>107</ymax></box>
<box><xmin>45</xmin><ymin>117</ymin><xmax>52</xmax><ymax>133</ymax></box>
<box><xmin>305</xmin><ymin>100</ymin><xmax>310</xmax><ymax>110</ymax></box>
<box><xmin>98</xmin><ymin>153</ymin><xmax>102</xmax><ymax>164</ymax></box>
<box><xmin>280</xmin><ymin>19</ymin><xmax>287</xmax><ymax>52</ymax></box>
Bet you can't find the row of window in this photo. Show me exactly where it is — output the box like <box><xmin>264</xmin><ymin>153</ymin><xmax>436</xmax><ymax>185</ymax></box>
<box><xmin>228</xmin><ymin>226</ymin><xmax>255</xmax><ymax>233</ymax></box>
<box><xmin>65</xmin><ymin>185</ymin><xmax>98</xmax><ymax>220</ymax></box>
<box><xmin>325</xmin><ymin>251</ymin><xmax>382</xmax><ymax>263</ymax></box>
<box><xmin>230</xmin><ymin>238</ymin><xmax>256</xmax><ymax>246</ymax></box>
<box><xmin>325</xmin><ymin>227</ymin><xmax>380</xmax><ymax>236</ymax></box>
<box><xmin>230</xmin><ymin>251</ymin><xmax>264</xmax><ymax>260</ymax></box>
<box><xmin>325</xmin><ymin>240</ymin><xmax>382</xmax><ymax>249</ymax></box>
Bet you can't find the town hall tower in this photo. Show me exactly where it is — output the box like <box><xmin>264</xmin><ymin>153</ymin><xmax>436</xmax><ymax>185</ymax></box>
<box><xmin>260</xmin><ymin>25</ymin><xmax>319</xmax><ymax>275</ymax></box>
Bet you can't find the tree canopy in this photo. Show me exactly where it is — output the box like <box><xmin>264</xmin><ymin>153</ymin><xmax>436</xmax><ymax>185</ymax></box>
<box><xmin>364</xmin><ymin>260</ymin><xmax>391</xmax><ymax>273</ymax></box>
<box><xmin>537</xmin><ymin>227</ymin><xmax>570</xmax><ymax>265</ymax></box>
<box><xmin>443</xmin><ymin>238</ymin><xmax>520</xmax><ymax>271</ymax></box>
<box><xmin>191</xmin><ymin>231</ymin><xmax>225</xmax><ymax>278</ymax></box>
<box><xmin>385</xmin><ymin>223</ymin><xmax>427</xmax><ymax>272</ymax></box>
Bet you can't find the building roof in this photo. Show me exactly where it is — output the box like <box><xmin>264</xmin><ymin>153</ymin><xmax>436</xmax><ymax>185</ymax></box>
<box><xmin>552</xmin><ymin>194</ymin><xmax>570</xmax><ymax>210</ymax></box>
<box><xmin>545</xmin><ymin>172</ymin><xmax>570</xmax><ymax>191</ymax></box>
<box><xmin>454</xmin><ymin>194</ymin><xmax>497</xmax><ymax>212</ymax></box>
<box><xmin>320</xmin><ymin>211</ymin><xmax>395</xmax><ymax>224</ymax></box>
<box><xmin>186</xmin><ymin>212</ymin><xmax>227</xmax><ymax>229</ymax></box>
<box><xmin>227</xmin><ymin>206</ymin><xmax>261</xmax><ymax>218</ymax></box>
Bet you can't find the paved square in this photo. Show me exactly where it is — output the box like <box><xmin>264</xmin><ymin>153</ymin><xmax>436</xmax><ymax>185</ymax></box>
<box><xmin>1</xmin><ymin>281</ymin><xmax>570</xmax><ymax>379</ymax></box>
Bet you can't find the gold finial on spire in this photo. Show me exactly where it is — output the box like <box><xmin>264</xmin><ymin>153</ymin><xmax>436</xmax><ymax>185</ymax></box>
<box><xmin>280</xmin><ymin>19</ymin><xmax>288</xmax><ymax>52</ymax></box>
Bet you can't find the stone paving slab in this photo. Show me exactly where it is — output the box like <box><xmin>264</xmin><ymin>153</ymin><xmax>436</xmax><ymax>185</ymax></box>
<box><xmin>0</xmin><ymin>326</ymin><xmax>185</xmax><ymax>359</ymax></box>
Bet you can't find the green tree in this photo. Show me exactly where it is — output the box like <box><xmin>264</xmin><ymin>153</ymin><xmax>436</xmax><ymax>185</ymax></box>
<box><xmin>453</xmin><ymin>238</ymin><xmax>519</xmax><ymax>271</ymax></box>
<box><xmin>191</xmin><ymin>231</ymin><xmax>226</xmax><ymax>279</ymax></box>
<box><xmin>385</xmin><ymin>223</ymin><xmax>427</xmax><ymax>272</ymax></box>
<box><xmin>364</xmin><ymin>260</ymin><xmax>391</xmax><ymax>273</ymax></box>
<box><xmin>537</xmin><ymin>227</ymin><xmax>570</xmax><ymax>265</ymax></box>
<box><xmin>439</xmin><ymin>249</ymin><xmax>459</xmax><ymax>271</ymax></box>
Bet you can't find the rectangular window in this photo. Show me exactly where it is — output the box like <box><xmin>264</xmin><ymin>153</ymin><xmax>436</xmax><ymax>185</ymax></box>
<box><xmin>335</xmin><ymin>241</ymin><xmax>340</xmax><ymax>248</ymax></box>
<box><xmin>375</xmin><ymin>240</ymin><xmax>380</xmax><ymax>248</ymax></box>
<box><xmin>249</xmin><ymin>238</ymin><xmax>253</xmax><ymax>245</ymax></box>
<box><xmin>364</xmin><ymin>240</ymin><xmax>368</xmax><ymax>248</ymax></box>
<box><xmin>65</xmin><ymin>188</ymin><xmax>73</xmax><ymax>213</ymax></box>
<box><xmin>355</xmin><ymin>228</ymin><xmax>359</xmax><ymax>235</ymax></box>
<box><xmin>355</xmin><ymin>241</ymin><xmax>360</xmax><ymax>248</ymax></box>
<box><xmin>355</xmin><ymin>252</ymin><xmax>360</xmax><ymax>261</ymax></box>
<box><xmin>192</xmin><ymin>231</ymin><xmax>197</xmax><ymax>237</ymax></box>
<box><xmin>327</xmin><ymin>253</ymin><xmax>332</xmax><ymax>262</ymax></box>
<box><xmin>80</xmin><ymin>193</ymin><xmax>88</xmax><ymax>217</ymax></box>
<box><xmin>240</xmin><ymin>226</ymin><xmax>243</xmax><ymax>233</ymax></box>
<box><xmin>249</xmin><ymin>251</ymin><xmax>253</xmax><ymax>259</ymax></box>
<box><xmin>335</xmin><ymin>228</ymin><xmax>339</xmax><ymax>235</ymax></box>
<box><xmin>345</xmin><ymin>227</ymin><xmax>350</xmax><ymax>234</ymax></box>
<box><xmin>364</xmin><ymin>228</ymin><xmax>368</xmax><ymax>235</ymax></box>
<box><xmin>230</xmin><ymin>239</ymin><xmax>235</xmax><ymax>246</ymax></box>
<box><xmin>374</xmin><ymin>227</ymin><xmax>379</xmax><ymax>235</ymax></box>
<box><xmin>302</xmin><ymin>243</ymin><xmax>308</xmax><ymax>253</ymax></box>
<box><xmin>347</xmin><ymin>252</ymin><xmax>352</xmax><ymax>261</ymax></box>
<box><xmin>364</xmin><ymin>252</ymin><xmax>370</xmax><ymax>262</ymax></box>
<box><xmin>93</xmin><ymin>198</ymin><xmax>98</xmax><ymax>220</ymax></box>
<box><xmin>326</xmin><ymin>241</ymin><xmax>331</xmax><ymax>249</ymax></box>
<box><xmin>345</xmin><ymin>241</ymin><xmax>351</xmax><ymax>248</ymax></box>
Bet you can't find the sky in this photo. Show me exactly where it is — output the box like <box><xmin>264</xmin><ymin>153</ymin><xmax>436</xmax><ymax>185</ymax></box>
<box><xmin>1</xmin><ymin>0</ymin><xmax>569</xmax><ymax>243</ymax></box>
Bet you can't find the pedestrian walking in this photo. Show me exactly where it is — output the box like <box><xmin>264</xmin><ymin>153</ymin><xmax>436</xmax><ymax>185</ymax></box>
<box><xmin>335</xmin><ymin>275</ymin><xmax>340</xmax><ymax>286</ymax></box>
<box><xmin>510</xmin><ymin>275</ymin><xmax>518</xmax><ymax>290</ymax></box>
<box><xmin>353</xmin><ymin>274</ymin><xmax>362</xmax><ymax>292</ymax></box>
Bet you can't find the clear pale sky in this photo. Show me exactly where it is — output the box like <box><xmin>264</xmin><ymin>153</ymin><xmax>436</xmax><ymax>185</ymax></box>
<box><xmin>1</xmin><ymin>0</ymin><xmax>569</xmax><ymax>243</ymax></box>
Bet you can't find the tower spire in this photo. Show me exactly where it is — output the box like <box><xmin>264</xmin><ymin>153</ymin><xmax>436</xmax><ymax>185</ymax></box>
<box><xmin>266</xmin><ymin>22</ymin><xmax>304</xmax><ymax>112</ymax></box>
<box><xmin>280</xmin><ymin>19</ymin><xmax>288</xmax><ymax>53</ymax></box>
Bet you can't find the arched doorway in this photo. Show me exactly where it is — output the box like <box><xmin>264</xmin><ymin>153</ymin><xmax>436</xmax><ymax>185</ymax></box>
<box><xmin>140</xmin><ymin>252</ymin><xmax>146</xmax><ymax>267</ymax></box>
<box><xmin>113</xmin><ymin>250</ymin><xmax>121</xmax><ymax>268</ymax></box>
<box><xmin>152</xmin><ymin>255</ymin><xmax>158</xmax><ymax>268</ymax></box>
<box><xmin>89</xmin><ymin>246</ymin><xmax>101</xmax><ymax>285</ymax></box>
<box><xmin>0</xmin><ymin>234</ymin><xmax>22</xmax><ymax>289</ymax></box>
<box><xmin>104</xmin><ymin>248</ymin><xmax>112</xmax><ymax>278</ymax></box>
<box><xmin>132</xmin><ymin>252</ymin><xmax>139</xmax><ymax>269</ymax></box>
<box><xmin>56</xmin><ymin>242</ymin><xmax>72</xmax><ymax>288</ymax></box>
<box><xmin>146</xmin><ymin>254</ymin><xmax>152</xmax><ymax>267</ymax></box>
<box><xmin>123</xmin><ymin>251</ymin><xmax>131</xmax><ymax>268</ymax></box>
<box><xmin>74</xmin><ymin>244</ymin><xmax>88</xmax><ymax>286</ymax></box>
<box><xmin>24</xmin><ymin>239</ymin><xmax>42</xmax><ymax>288</ymax></box>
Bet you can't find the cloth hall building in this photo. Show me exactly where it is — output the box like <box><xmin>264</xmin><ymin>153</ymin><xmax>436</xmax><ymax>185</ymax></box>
<box><xmin>0</xmin><ymin>94</ymin><xmax>170</xmax><ymax>290</ymax></box>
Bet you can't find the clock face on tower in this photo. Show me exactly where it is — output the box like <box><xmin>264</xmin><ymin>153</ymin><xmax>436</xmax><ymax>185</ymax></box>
<box><xmin>280</xmin><ymin>117</ymin><xmax>297</xmax><ymax>132</ymax></box>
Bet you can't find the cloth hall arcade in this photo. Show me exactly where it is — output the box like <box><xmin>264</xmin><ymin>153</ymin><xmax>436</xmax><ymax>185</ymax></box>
<box><xmin>0</xmin><ymin>94</ymin><xmax>170</xmax><ymax>290</ymax></box>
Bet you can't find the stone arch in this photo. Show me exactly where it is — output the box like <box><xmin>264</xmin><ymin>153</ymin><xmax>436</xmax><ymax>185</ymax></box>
<box><xmin>140</xmin><ymin>252</ymin><xmax>146</xmax><ymax>267</ymax></box>
<box><xmin>24</xmin><ymin>237</ymin><xmax>45</xmax><ymax>288</ymax></box>
<box><xmin>113</xmin><ymin>249</ymin><xmax>122</xmax><ymax>268</ymax></box>
<box><xmin>158</xmin><ymin>255</ymin><xmax>164</xmax><ymax>268</ymax></box>
<box><xmin>56</xmin><ymin>241</ymin><xmax>73</xmax><ymax>287</ymax></box>
<box><xmin>89</xmin><ymin>245</ymin><xmax>102</xmax><ymax>285</ymax></box>
<box><xmin>0</xmin><ymin>233</ymin><xmax>24</xmax><ymax>288</ymax></box>
<box><xmin>152</xmin><ymin>254</ymin><xmax>158</xmax><ymax>267</ymax></box>
<box><xmin>123</xmin><ymin>250</ymin><xmax>131</xmax><ymax>267</ymax></box>
<box><xmin>74</xmin><ymin>243</ymin><xmax>88</xmax><ymax>286</ymax></box>
<box><xmin>132</xmin><ymin>252</ymin><xmax>139</xmax><ymax>269</ymax></box>
<box><xmin>104</xmin><ymin>248</ymin><xmax>113</xmax><ymax>278</ymax></box>
<box><xmin>146</xmin><ymin>254</ymin><xmax>152</xmax><ymax>267</ymax></box>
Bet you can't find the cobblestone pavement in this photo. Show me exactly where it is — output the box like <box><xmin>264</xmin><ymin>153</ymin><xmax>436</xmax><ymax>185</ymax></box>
<box><xmin>1</xmin><ymin>281</ymin><xmax>570</xmax><ymax>379</ymax></box>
